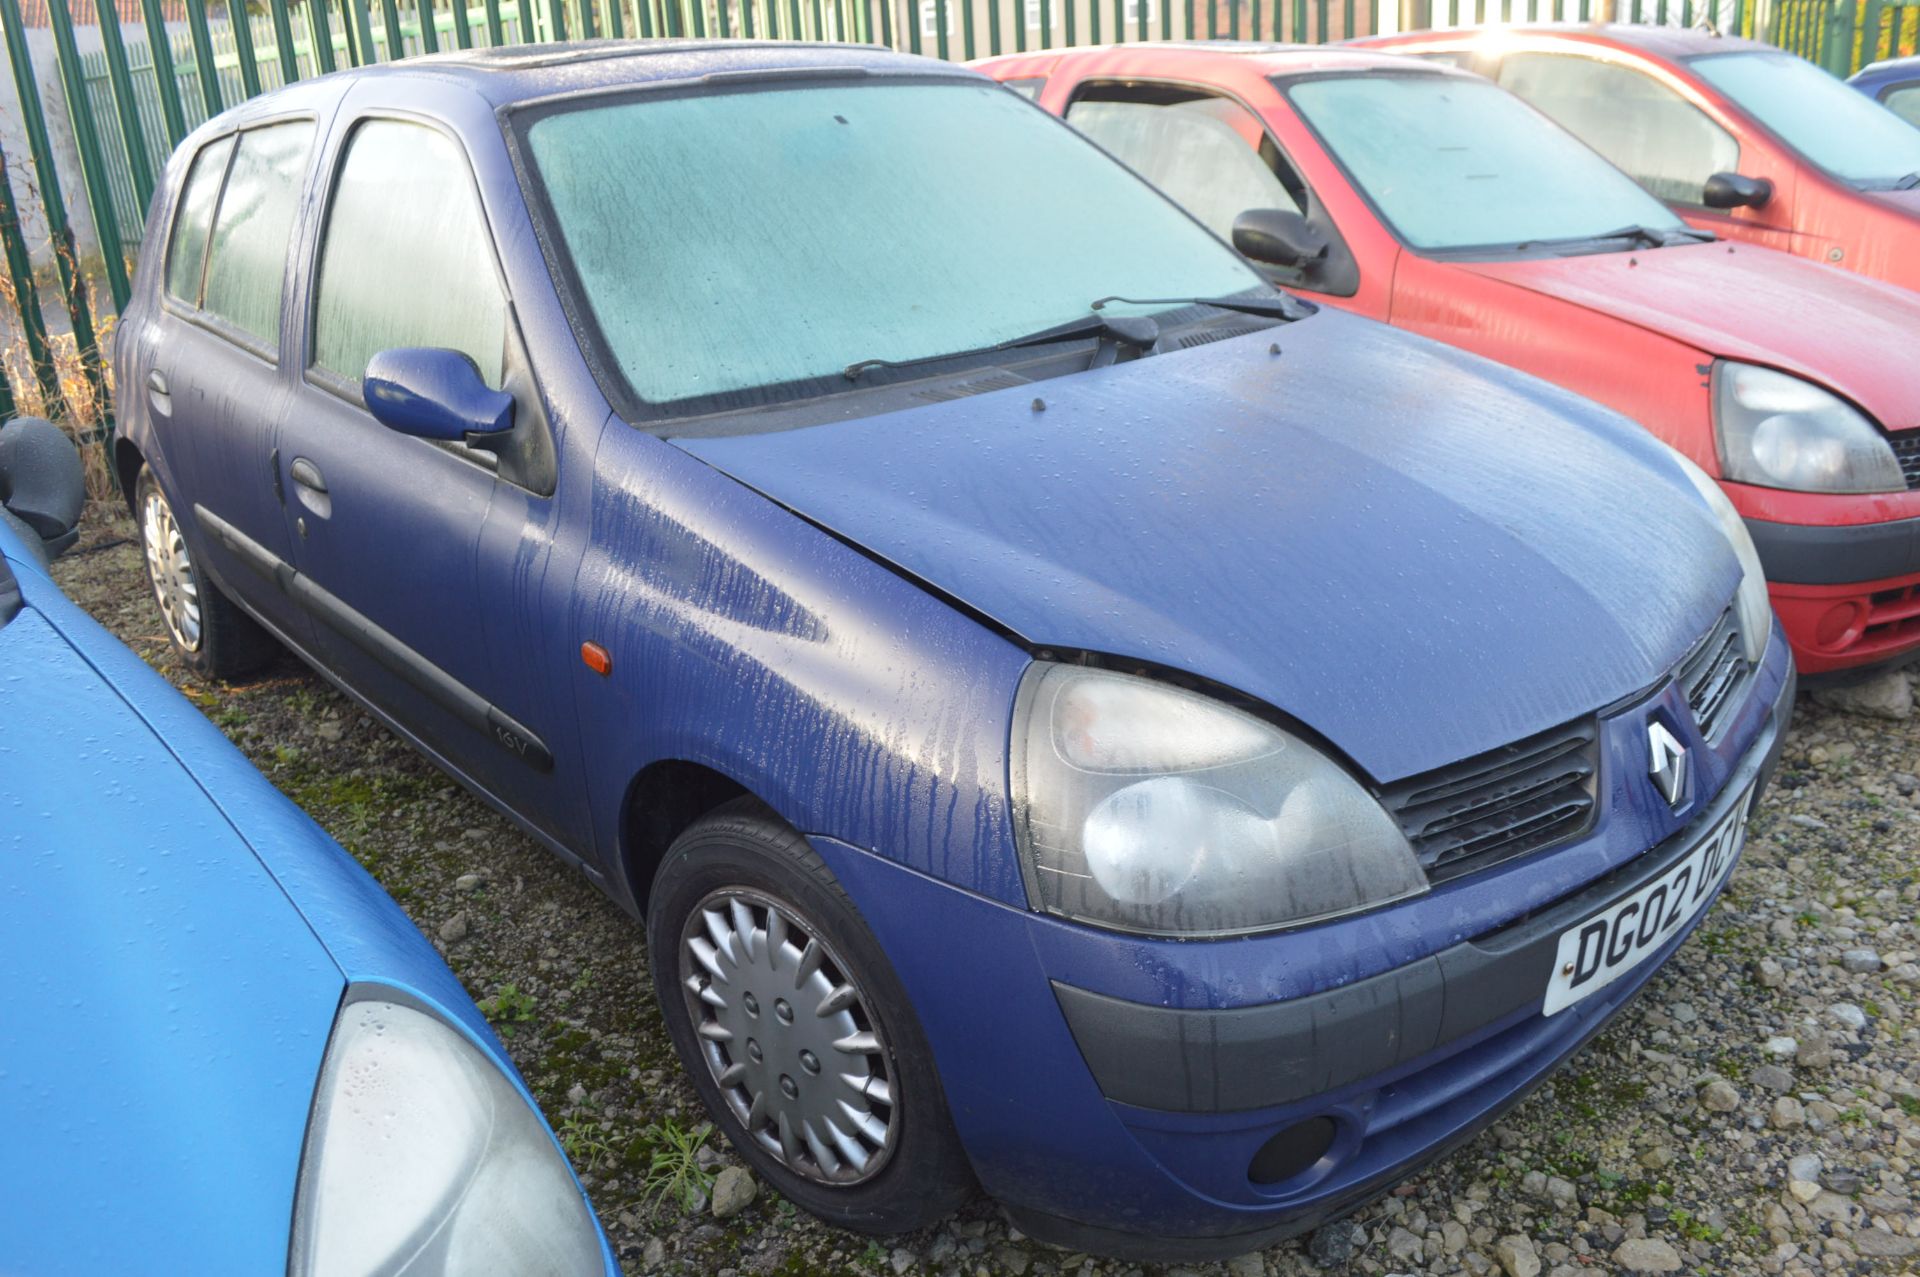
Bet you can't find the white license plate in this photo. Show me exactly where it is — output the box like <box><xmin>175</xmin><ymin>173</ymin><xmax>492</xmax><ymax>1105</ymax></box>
<box><xmin>1542</xmin><ymin>790</ymin><xmax>1751</xmax><ymax>1017</ymax></box>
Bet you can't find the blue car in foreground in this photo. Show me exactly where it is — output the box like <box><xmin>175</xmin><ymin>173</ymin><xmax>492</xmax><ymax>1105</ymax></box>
<box><xmin>0</xmin><ymin>422</ymin><xmax>615</xmax><ymax>1274</ymax></box>
<box><xmin>113</xmin><ymin>41</ymin><xmax>1792</xmax><ymax>1259</ymax></box>
<box><xmin>1851</xmin><ymin>55</ymin><xmax>1920</xmax><ymax>128</ymax></box>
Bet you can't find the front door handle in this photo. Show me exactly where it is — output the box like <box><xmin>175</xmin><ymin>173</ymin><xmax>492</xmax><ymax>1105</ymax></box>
<box><xmin>290</xmin><ymin>458</ymin><xmax>327</xmax><ymax>494</ymax></box>
<box><xmin>289</xmin><ymin>456</ymin><xmax>331</xmax><ymax>521</ymax></box>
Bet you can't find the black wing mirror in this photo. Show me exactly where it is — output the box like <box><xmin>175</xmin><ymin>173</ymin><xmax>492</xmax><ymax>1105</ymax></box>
<box><xmin>1703</xmin><ymin>172</ymin><xmax>1774</xmax><ymax>210</ymax></box>
<box><xmin>0</xmin><ymin>417</ymin><xmax>85</xmax><ymax>564</ymax></box>
<box><xmin>1232</xmin><ymin>208</ymin><xmax>1330</xmax><ymax>269</ymax></box>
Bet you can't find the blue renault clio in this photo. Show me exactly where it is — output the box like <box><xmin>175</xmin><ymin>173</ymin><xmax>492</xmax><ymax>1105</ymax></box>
<box><xmin>112</xmin><ymin>40</ymin><xmax>1793</xmax><ymax>1260</ymax></box>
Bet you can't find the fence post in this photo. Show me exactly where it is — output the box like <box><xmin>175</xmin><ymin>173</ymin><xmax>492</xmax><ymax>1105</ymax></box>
<box><xmin>308</xmin><ymin>0</ymin><xmax>339</xmax><ymax>72</ymax></box>
<box><xmin>183</xmin><ymin>0</ymin><xmax>224</xmax><ymax>113</ymax></box>
<box><xmin>139</xmin><ymin>0</ymin><xmax>189</xmax><ymax>144</ymax></box>
<box><xmin>0</xmin><ymin>2</ymin><xmax>111</xmax><ymax>445</ymax></box>
<box><xmin>267</xmin><ymin>0</ymin><xmax>301</xmax><ymax>80</ymax></box>
<box><xmin>0</xmin><ymin>141</ymin><xmax>61</xmax><ymax>411</ymax></box>
<box><xmin>229</xmin><ymin>1</ymin><xmax>265</xmax><ymax>95</ymax></box>
<box><xmin>91</xmin><ymin>0</ymin><xmax>158</xmax><ymax>214</ymax></box>
<box><xmin>44</xmin><ymin>0</ymin><xmax>131</xmax><ymax>310</ymax></box>
<box><xmin>1825</xmin><ymin>0</ymin><xmax>1857</xmax><ymax>70</ymax></box>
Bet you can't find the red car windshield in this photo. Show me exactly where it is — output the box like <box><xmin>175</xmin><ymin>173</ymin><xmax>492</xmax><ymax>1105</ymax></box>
<box><xmin>1692</xmin><ymin>51</ymin><xmax>1920</xmax><ymax>189</ymax></box>
<box><xmin>1285</xmin><ymin>73</ymin><xmax>1689</xmax><ymax>253</ymax></box>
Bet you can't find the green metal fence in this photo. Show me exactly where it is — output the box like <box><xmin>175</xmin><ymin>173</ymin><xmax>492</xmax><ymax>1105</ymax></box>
<box><xmin>2</xmin><ymin>0</ymin><xmax>1918</xmax><ymax>447</ymax></box>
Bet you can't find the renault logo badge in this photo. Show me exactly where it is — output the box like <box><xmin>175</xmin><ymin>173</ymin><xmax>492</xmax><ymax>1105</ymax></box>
<box><xmin>1648</xmin><ymin>722</ymin><xmax>1689</xmax><ymax>809</ymax></box>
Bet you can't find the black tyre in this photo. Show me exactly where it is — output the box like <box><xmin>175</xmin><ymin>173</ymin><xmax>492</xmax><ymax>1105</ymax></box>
<box><xmin>134</xmin><ymin>466</ymin><xmax>277</xmax><ymax>680</ymax></box>
<box><xmin>648</xmin><ymin>798</ymin><xmax>975</xmax><ymax>1233</ymax></box>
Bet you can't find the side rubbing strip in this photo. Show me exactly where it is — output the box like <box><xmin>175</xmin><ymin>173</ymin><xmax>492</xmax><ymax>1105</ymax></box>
<box><xmin>193</xmin><ymin>505</ymin><xmax>553</xmax><ymax>773</ymax></box>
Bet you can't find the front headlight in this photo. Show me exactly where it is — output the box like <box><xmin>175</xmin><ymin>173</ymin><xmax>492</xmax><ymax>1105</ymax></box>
<box><xmin>291</xmin><ymin>993</ymin><xmax>610</xmax><ymax>1277</ymax></box>
<box><xmin>1665</xmin><ymin>446</ymin><xmax>1773</xmax><ymax>664</ymax></box>
<box><xmin>1011</xmin><ymin>664</ymin><xmax>1426</xmax><ymax>937</ymax></box>
<box><xmin>1713</xmin><ymin>361</ymin><xmax>1902</xmax><ymax>494</ymax></box>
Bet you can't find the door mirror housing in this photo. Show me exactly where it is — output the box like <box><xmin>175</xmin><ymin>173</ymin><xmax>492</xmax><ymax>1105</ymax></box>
<box><xmin>0</xmin><ymin>416</ymin><xmax>85</xmax><ymax>562</ymax></box>
<box><xmin>1702</xmin><ymin>171</ymin><xmax>1774</xmax><ymax>210</ymax></box>
<box><xmin>1232</xmin><ymin>208</ymin><xmax>1330</xmax><ymax>269</ymax></box>
<box><xmin>363</xmin><ymin>348</ymin><xmax>514</xmax><ymax>443</ymax></box>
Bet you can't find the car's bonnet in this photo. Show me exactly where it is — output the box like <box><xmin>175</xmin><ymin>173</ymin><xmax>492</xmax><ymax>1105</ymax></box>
<box><xmin>0</xmin><ymin>552</ymin><xmax>344</xmax><ymax>1272</ymax></box>
<box><xmin>675</xmin><ymin>308</ymin><xmax>1739</xmax><ymax>782</ymax></box>
<box><xmin>1451</xmin><ymin>240</ymin><xmax>1920</xmax><ymax>430</ymax></box>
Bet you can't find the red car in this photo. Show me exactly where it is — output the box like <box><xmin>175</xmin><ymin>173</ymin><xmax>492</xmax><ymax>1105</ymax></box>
<box><xmin>1360</xmin><ymin>26</ymin><xmax>1920</xmax><ymax>292</ymax></box>
<box><xmin>976</xmin><ymin>43</ymin><xmax>1920</xmax><ymax>676</ymax></box>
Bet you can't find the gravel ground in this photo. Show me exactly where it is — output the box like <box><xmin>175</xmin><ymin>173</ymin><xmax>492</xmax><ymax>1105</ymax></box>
<box><xmin>51</xmin><ymin>508</ymin><xmax>1920</xmax><ymax>1277</ymax></box>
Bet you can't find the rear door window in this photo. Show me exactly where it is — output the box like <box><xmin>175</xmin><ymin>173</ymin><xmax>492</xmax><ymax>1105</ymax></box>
<box><xmin>200</xmin><ymin>121</ymin><xmax>315</xmax><ymax>348</ymax></box>
<box><xmin>1497</xmin><ymin>52</ymin><xmax>1738</xmax><ymax>204</ymax></box>
<box><xmin>165</xmin><ymin>135</ymin><xmax>234</xmax><ymax>306</ymax></box>
<box><xmin>310</xmin><ymin>120</ymin><xmax>508</xmax><ymax>389</ymax></box>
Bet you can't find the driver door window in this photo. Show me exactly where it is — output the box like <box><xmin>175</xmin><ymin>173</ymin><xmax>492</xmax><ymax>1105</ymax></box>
<box><xmin>311</xmin><ymin>120</ymin><xmax>508</xmax><ymax>389</ymax></box>
<box><xmin>1497</xmin><ymin>52</ymin><xmax>1739</xmax><ymax>205</ymax></box>
<box><xmin>1884</xmin><ymin>83</ymin><xmax>1920</xmax><ymax>129</ymax></box>
<box><xmin>1066</xmin><ymin>93</ymin><xmax>1305</xmax><ymax>242</ymax></box>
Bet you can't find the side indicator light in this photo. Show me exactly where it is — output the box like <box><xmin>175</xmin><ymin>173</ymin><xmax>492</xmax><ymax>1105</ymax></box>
<box><xmin>581</xmin><ymin>641</ymin><xmax>613</xmax><ymax>677</ymax></box>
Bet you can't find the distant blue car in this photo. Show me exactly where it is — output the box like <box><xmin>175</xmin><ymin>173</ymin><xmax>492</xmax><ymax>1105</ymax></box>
<box><xmin>1851</xmin><ymin>55</ymin><xmax>1920</xmax><ymax>128</ymax></box>
<box><xmin>112</xmin><ymin>42</ymin><xmax>1792</xmax><ymax>1260</ymax></box>
<box><xmin>0</xmin><ymin>423</ymin><xmax>616</xmax><ymax>1275</ymax></box>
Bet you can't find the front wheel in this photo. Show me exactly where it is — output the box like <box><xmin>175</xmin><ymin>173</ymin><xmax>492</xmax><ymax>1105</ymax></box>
<box><xmin>135</xmin><ymin>466</ymin><xmax>277</xmax><ymax>680</ymax></box>
<box><xmin>648</xmin><ymin>799</ymin><xmax>974</xmax><ymax>1233</ymax></box>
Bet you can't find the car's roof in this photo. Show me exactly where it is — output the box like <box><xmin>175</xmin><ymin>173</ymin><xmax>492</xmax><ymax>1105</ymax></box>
<box><xmin>308</xmin><ymin>38</ymin><xmax>972</xmax><ymax>108</ymax></box>
<box><xmin>982</xmin><ymin>39</ymin><xmax>1464</xmax><ymax>77</ymax></box>
<box><xmin>1386</xmin><ymin>22</ymin><xmax>1778</xmax><ymax>61</ymax></box>
<box><xmin>1854</xmin><ymin>53</ymin><xmax>1920</xmax><ymax>83</ymax></box>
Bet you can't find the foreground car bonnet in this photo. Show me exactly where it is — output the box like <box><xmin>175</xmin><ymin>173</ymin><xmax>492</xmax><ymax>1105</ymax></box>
<box><xmin>0</xmin><ymin>569</ymin><xmax>345</xmax><ymax>1272</ymax></box>
<box><xmin>678</xmin><ymin>310</ymin><xmax>1737</xmax><ymax>781</ymax></box>
<box><xmin>1453</xmin><ymin>242</ymin><xmax>1920</xmax><ymax>429</ymax></box>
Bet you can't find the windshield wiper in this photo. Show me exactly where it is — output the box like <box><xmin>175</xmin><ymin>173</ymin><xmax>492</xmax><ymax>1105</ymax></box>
<box><xmin>1512</xmin><ymin>223</ymin><xmax>1712</xmax><ymax>253</ymax></box>
<box><xmin>1089</xmin><ymin>292</ymin><xmax>1312</xmax><ymax>320</ymax></box>
<box><xmin>843</xmin><ymin>312</ymin><xmax>1160</xmax><ymax>381</ymax></box>
<box><xmin>1893</xmin><ymin>172</ymin><xmax>1920</xmax><ymax>191</ymax></box>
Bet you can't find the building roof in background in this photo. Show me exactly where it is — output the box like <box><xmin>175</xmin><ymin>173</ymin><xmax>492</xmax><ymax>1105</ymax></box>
<box><xmin>12</xmin><ymin>0</ymin><xmax>192</xmax><ymax>28</ymax></box>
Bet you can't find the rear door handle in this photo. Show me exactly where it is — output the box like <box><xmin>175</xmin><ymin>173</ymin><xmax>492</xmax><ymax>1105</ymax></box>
<box><xmin>146</xmin><ymin>368</ymin><xmax>171</xmax><ymax>417</ymax></box>
<box><xmin>290</xmin><ymin>458</ymin><xmax>327</xmax><ymax>494</ymax></box>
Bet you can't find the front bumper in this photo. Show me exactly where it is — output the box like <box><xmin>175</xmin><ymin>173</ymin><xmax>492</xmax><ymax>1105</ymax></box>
<box><xmin>1748</xmin><ymin>514</ymin><xmax>1920</xmax><ymax>675</ymax></box>
<box><xmin>811</xmin><ymin>632</ymin><xmax>1794</xmax><ymax>1262</ymax></box>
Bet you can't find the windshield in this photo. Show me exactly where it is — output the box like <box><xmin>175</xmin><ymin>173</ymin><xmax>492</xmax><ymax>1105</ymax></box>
<box><xmin>517</xmin><ymin>80</ymin><xmax>1265</xmax><ymax>414</ymax></box>
<box><xmin>1691</xmin><ymin>51</ymin><xmax>1920</xmax><ymax>187</ymax></box>
<box><xmin>1284</xmin><ymin>73</ymin><xmax>1687</xmax><ymax>252</ymax></box>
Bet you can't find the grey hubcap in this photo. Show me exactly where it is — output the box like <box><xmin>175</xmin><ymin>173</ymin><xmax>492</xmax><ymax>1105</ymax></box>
<box><xmin>680</xmin><ymin>889</ymin><xmax>898</xmax><ymax>1186</ymax></box>
<box><xmin>142</xmin><ymin>487</ymin><xmax>201</xmax><ymax>652</ymax></box>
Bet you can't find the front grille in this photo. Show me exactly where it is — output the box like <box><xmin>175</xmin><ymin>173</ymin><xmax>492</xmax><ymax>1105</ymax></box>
<box><xmin>1381</xmin><ymin>718</ymin><xmax>1599</xmax><ymax>883</ymax></box>
<box><xmin>1888</xmin><ymin>432</ymin><xmax>1920</xmax><ymax>489</ymax></box>
<box><xmin>1677</xmin><ymin>607</ymin><xmax>1751</xmax><ymax>744</ymax></box>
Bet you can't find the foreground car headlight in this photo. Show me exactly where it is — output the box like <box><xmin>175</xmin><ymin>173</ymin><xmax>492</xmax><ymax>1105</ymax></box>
<box><xmin>1665</xmin><ymin>446</ymin><xmax>1773</xmax><ymax>664</ymax></box>
<box><xmin>1713</xmin><ymin>361</ymin><xmax>1902</xmax><ymax>495</ymax></box>
<box><xmin>291</xmin><ymin>994</ymin><xmax>608</xmax><ymax>1277</ymax></box>
<box><xmin>1011</xmin><ymin>664</ymin><xmax>1425</xmax><ymax>936</ymax></box>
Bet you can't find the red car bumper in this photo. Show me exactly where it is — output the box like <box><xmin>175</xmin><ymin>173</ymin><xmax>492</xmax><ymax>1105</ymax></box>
<box><xmin>1748</xmin><ymin>515</ymin><xmax>1920</xmax><ymax>675</ymax></box>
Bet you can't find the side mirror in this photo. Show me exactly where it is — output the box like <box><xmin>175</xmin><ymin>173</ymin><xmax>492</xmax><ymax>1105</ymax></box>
<box><xmin>363</xmin><ymin>348</ymin><xmax>513</xmax><ymax>443</ymax></box>
<box><xmin>1232</xmin><ymin>208</ymin><xmax>1330</xmax><ymax>270</ymax></box>
<box><xmin>0</xmin><ymin>416</ymin><xmax>85</xmax><ymax>562</ymax></box>
<box><xmin>1702</xmin><ymin>172</ymin><xmax>1773</xmax><ymax>210</ymax></box>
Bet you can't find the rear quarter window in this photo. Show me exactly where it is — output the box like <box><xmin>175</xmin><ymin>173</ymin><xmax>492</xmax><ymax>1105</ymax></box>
<box><xmin>199</xmin><ymin>121</ymin><xmax>315</xmax><ymax>349</ymax></box>
<box><xmin>165</xmin><ymin>135</ymin><xmax>234</xmax><ymax>306</ymax></box>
